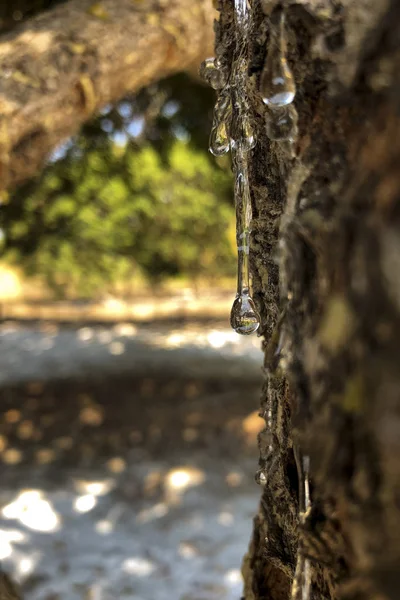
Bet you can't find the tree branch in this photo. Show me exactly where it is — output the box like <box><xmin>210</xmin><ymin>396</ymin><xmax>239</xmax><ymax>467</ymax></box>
<box><xmin>0</xmin><ymin>0</ymin><xmax>215</xmax><ymax>191</ymax></box>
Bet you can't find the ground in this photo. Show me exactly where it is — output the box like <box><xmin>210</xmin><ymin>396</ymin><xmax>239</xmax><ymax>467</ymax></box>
<box><xmin>0</xmin><ymin>321</ymin><xmax>263</xmax><ymax>599</ymax></box>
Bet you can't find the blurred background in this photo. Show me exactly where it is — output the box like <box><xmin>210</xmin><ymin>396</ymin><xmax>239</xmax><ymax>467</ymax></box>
<box><xmin>0</xmin><ymin>5</ymin><xmax>265</xmax><ymax>600</ymax></box>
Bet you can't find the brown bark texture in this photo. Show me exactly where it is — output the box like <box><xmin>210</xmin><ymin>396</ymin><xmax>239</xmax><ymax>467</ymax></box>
<box><xmin>212</xmin><ymin>1</ymin><xmax>400</xmax><ymax>600</ymax></box>
<box><xmin>0</xmin><ymin>0</ymin><xmax>215</xmax><ymax>192</ymax></box>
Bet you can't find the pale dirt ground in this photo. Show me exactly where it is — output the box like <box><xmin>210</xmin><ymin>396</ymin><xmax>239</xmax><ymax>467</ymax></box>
<box><xmin>0</xmin><ymin>321</ymin><xmax>264</xmax><ymax>600</ymax></box>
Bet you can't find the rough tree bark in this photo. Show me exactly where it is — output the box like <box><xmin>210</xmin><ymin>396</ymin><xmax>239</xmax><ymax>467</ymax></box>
<box><xmin>218</xmin><ymin>1</ymin><xmax>400</xmax><ymax>600</ymax></box>
<box><xmin>0</xmin><ymin>0</ymin><xmax>214</xmax><ymax>191</ymax></box>
<box><xmin>1</xmin><ymin>1</ymin><xmax>400</xmax><ymax>600</ymax></box>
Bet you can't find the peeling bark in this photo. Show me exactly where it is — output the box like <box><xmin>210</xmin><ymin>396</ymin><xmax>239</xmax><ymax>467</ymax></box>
<box><xmin>0</xmin><ymin>0</ymin><xmax>215</xmax><ymax>191</ymax></box>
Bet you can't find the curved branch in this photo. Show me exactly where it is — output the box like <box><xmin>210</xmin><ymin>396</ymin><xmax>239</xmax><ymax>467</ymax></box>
<box><xmin>0</xmin><ymin>0</ymin><xmax>215</xmax><ymax>191</ymax></box>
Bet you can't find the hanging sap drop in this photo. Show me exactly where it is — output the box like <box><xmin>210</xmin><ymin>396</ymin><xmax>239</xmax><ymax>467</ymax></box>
<box><xmin>209</xmin><ymin>87</ymin><xmax>232</xmax><ymax>156</ymax></box>
<box><xmin>260</xmin><ymin>14</ymin><xmax>296</xmax><ymax>108</ymax></box>
<box><xmin>266</xmin><ymin>104</ymin><xmax>298</xmax><ymax>141</ymax></box>
<box><xmin>231</xmin><ymin>113</ymin><xmax>256</xmax><ymax>152</ymax></box>
<box><xmin>230</xmin><ymin>291</ymin><xmax>260</xmax><ymax>335</ymax></box>
<box><xmin>255</xmin><ymin>469</ymin><xmax>267</xmax><ymax>486</ymax></box>
<box><xmin>209</xmin><ymin>121</ymin><xmax>230</xmax><ymax>156</ymax></box>
<box><xmin>199</xmin><ymin>57</ymin><xmax>227</xmax><ymax>90</ymax></box>
<box><xmin>214</xmin><ymin>86</ymin><xmax>232</xmax><ymax>121</ymax></box>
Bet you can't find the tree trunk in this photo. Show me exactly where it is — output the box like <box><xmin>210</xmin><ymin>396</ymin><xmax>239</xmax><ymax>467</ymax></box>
<box><xmin>0</xmin><ymin>0</ymin><xmax>215</xmax><ymax>192</ymax></box>
<box><xmin>215</xmin><ymin>1</ymin><xmax>400</xmax><ymax>599</ymax></box>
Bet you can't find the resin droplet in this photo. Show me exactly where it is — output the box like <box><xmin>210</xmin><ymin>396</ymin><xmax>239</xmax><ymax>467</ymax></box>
<box><xmin>209</xmin><ymin>121</ymin><xmax>230</xmax><ymax>156</ymax></box>
<box><xmin>209</xmin><ymin>87</ymin><xmax>232</xmax><ymax>156</ymax></box>
<box><xmin>255</xmin><ymin>469</ymin><xmax>267</xmax><ymax>486</ymax></box>
<box><xmin>230</xmin><ymin>292</ymin><xmax>260</xmax><ymax>335</ymax></box>
<box><xmin>214</xmin><ymin>86</ymin><xmax>232</xmax><ymax>121</ymax></box>
<box><xmin>266</xmin><ymin>104</ymin><xmax>298</xmax><ymax>141</ymax></box>
<box><xmin>260</xmin><ymin>13</ymin><xmax>296</xmax><ymax>108</ymax></box>
<box><xmin>199</xmin><ymin>57</ymin><xmax>227</xmax><ymax>90</ymax></box>
<box><xmin>231</xmin><ymin>113</ymin><xmax>256</xmax><ymax>152</ymax></box>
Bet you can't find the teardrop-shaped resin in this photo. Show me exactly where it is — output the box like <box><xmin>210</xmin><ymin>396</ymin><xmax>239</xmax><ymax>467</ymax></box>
<box><xmin>260</xmin><ymin>14</ymin><xmax>296</xmax><ymax>108</ymax></box>
<box><xmin>214</xmin><ymin>86</ymin><xmax>232</xmax><ymax>121</ymax></box>
<box><xmin>230</xmin><ymin>291</ymin><xmax>260</xmax><ymax>335</ymax></box>
<box><xmin>266</xmin><ymin>104</ymin><xmax>298</xmax><ymax>141</ymax></box>
<box><xmin>209</xmin><ymin>87</ymin><xmax>232</xmax><ymax>156</ymax></box>
<box><xmin>255</xmin><ymin>469</ymin><xmax>267</xmax><ymax>486</ymax></box>
<box><xmin>209</xmin><ymin>121</ymin><xmax>230</xmax><ymax>156</ymax></box>
<box><xmin>231</xmin><ymin>113</ymin><xmax>256</xmax><ymax>152</ymax></box>
<box><xmin>199</xmin><ymin>57</ymin><xmax>227</xmax><ymax>90</ymax></box>
<box><xmin>260</xmin><ymin>53</ymin><xmax>296</xmax><ymax>107</ymax></box>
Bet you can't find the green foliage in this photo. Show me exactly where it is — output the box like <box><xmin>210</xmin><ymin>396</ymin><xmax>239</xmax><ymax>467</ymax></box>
<box><xmin>1</xmin><ymin>74</ymin><xmax>235</xmax><ymax>297</ymax></box>
<box><xmin>2</xmin><ymin>138</ymin><xmax>235</xmax><ymax>297</ymax></box>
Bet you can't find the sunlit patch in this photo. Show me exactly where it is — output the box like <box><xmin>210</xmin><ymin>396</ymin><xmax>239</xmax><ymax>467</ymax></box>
<box><xmin>74</xmin><ymin>494</ymin><xmax>97</xmax><ymax>514</ymax></box>
<box><xmin>143</xmin><ymin>471</ymin><xmax>162</xmax><ymax>496</ymax></box>
<box><xmin>74</xmin><ymin>479</ymin><xmax>114</xmax><ymax>497</ymax></box>
<box><xmin>77</xmin><ymin>327</ymin><xmax>94</xmax><ymax>342</ymax></box>
<box><xmin>164</xmin><ymin>467</ymin><xmax>205</xmax><ymax>504</ymax></box>
<box><xmin>207</xmin><ymin>330</ymin><xmax>238</xmax><ymax>349</ymax></box>
<box><xmin>113</xmin><ymin>323</ymin><xmax>137</xmax><ymax>337</ymax></box>
<box><xmin>136</xmin><ymin>503</ymin><xmax>168</xmax><ymax>524</ymax></box>
<box><xmin>79</xmin><ymin>405</ymin><xmax>104</xmax><ymax>426</ymax></box>
<box><xmin>186</xmin><ymin>412</ymin><xmax>202</xmax><ymax>426</ymax></box>
<box><xmin>182</xmin><ymin>428</ymin><xmax>198</xmax><ymax>442</ymax></box>
<box><xmin>108</xmin><ymin>341</ymin><xmax>125</xmax><ymax>355</ymax></box>
<box><xmin>178</xmin><ymin>541</ymin><xmax>198</xmax><ymax>559</ymax></box>
<box><xmin>0</xmin><ymin>539</ymin><xmax>12</xmax><ymax>560</ymax></box>
<box><xmin>164</xmin><ymin>333</ymin><xmax>185</xmax><ymax>348</ymax></box>
<box><xmin>53</xmin><ymin>436</ymin><xmax>73</xmax><ymax>450</ymax></box>
<box><xmin>2</xmin><ymin>490</ymin><xmax>61</xmax><ymax>532</ymax></box>
<box><xmin>0</xmin><ymin>266</ymin><xmax>22</xmax><ymax>300</ymax></box>
<box><xmin>0</xmin><ymin>529</ymin><xmax>26</xmax><ymax>560</ymax></box>
<box><xmin>18</xmin><ymin>554</ymin><xmax>38</xmax><ymax>577</ymax></box>
<box><xmin>40</xmin><ymin>337</ymin><xmax>54</xmax><ymax>351</ymax></box>
<box><xmin>17</xmin><ymin>420</ymin><xmax>34</xmax><ymax>440</ymax></box>
<box><xmin>0</xmin><ymin>434</ymin><xmax>8</xmax><ymax>452</ymax></box>
<box><xmin>184</xmin><ymin>382</ymin><xmax>200</xmax><ymax>399</ymax></box>
<box><xmin>102</xmin><ymin>297</ymin><xmax>126</xmax><ymax>312</ymax></box>
<box><xmin>3</xmin><ymin>448</ymin><xmax>23</xmax><ymax>465</ymax></box>
<box><xmin>95</xmin><ymin>520</ymin><xmax>113</xmax><ymax>535</ymax></box>
<box><xmin>242</xmin><ymin>410</ymin><xmax>264</xmax><ymax>442</ymax></box>
<box><xmin>218</xmin><ymin>511</ymin><xmax>234</xmax><ymax>527</ymax></box>
<box><xmin>97</xmin><ymin>329</ymin><xmax>113</xmax><ymax>344</ymax></box>
<box><xmin>166</xmin><ymin>467</ymin><xmax>204</xmax><ymax>491</ymax></box>
<box><xmin>36</xmin><ymin>448</ymin><xmax>56</xmax><ymax>465</ymax></box>
<box><xmin>224</xmin><ymin>569</ymin><xmax>242</xmax><ymax>586</ymax></box>
<box><xmin>4</xmin><ymin>409</ymin><xmax>21</xmax><ymax>424</ymax></box>
<box><xmin>106</xmin><ymin>457</ymin><xmax>126</xmax><ymax>474</ymax></box>
<box><xmin>122</xmin><ymin>557</ymin><xmax>155</xmax><ymax>577</ymax></box>
<box><xmin>225</xmin><ymin>471</ymin><xmax>243</xmax><ymax>487</ymax></box>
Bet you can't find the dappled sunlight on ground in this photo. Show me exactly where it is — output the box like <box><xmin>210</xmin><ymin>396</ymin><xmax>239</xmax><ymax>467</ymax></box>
<box><xmin>0</xmin><ymin>320</ymin><xmax>264</xmax><ymax>599</ymax></box>
<box><xmin>0</xmin><ymin>458</ymin><xmax>258</xmax><ymax>599</ymax></box>
<box><xmin>0</xmin><ymin>321</ymin><xmax>262</xmax><ymax>388</ymax></box>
